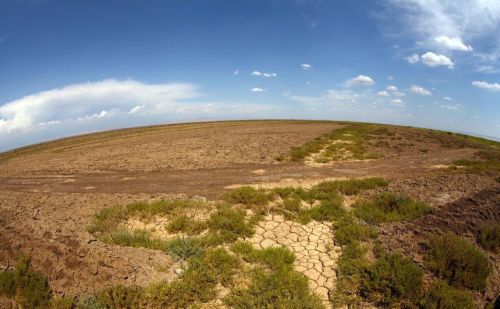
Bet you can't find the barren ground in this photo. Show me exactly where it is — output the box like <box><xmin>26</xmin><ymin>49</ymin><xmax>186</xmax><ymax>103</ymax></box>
<box><xmin>0</xmin><ymin>120</ymin><xmax>498</xmax><ymax>308</ymax></box>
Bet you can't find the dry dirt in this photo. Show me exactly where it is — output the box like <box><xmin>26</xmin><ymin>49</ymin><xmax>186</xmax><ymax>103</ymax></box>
<box><xmin>0</xmin><ymin>120</ymin><xmax>498</xmax><ymax>306</ymax></box>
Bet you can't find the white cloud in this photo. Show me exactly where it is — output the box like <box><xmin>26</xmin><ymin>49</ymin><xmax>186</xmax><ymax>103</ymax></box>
<box><xmin>251</xmin><ymin>87</ymin><xmax>265</xmax><ymax>92</ymax></box>
<box><xmin>378</xmin><ymin>91</ymin><xmax>390</xmax><ymax>97</ymax></box>
<box><xmin>476</xmin><ymin>65</ymin><xmax>500</xmax><ymax>74</ymax></box>
<box><xmin>388</xmin><ymin>76</ymin><xmax>395</xmax><ymax>81</ymax></box>
<box><xmin>386</xmin><ymin>85</ymin><xmax>398</xmax><ymax>91</ymax></box>
<box><xmin>435</xmin><ymin>36</ymin><xmax>473</xmax><ymax>52</ymax></box>
<box><xmin>472</xmin><ymin>80</ymin><xmax>500</xmax><ymax>92</ymax></box>
<box><xmin>384</xmin><ymin>1</ymin><xmax>500</xmax><ymax>51</ymax></box>
<box><xmin>443</xmin><ymin>96</ymin><xmax>452</xmax><ymax>101</ymax></box>
<box><xmin>390</xmin><ymin>99</ymin><xmax>405</xmax><ymax>106</ymax></box>
<box><xmin>346</xmin><ymin>75</ymin><xmax>375</xmax><ymax>87</ymax></box>
<box><xmin>393</xmin><ymin>91</ymin><xmax>406</xmax><ymax>97</ymax></box>
<box><xmin>421</xmin><ymin>52</ymin><xmax>454</xmax><ymax>68</ymax></box>
<box><xmin>405</xmin><ymin>54</ymin><xmax>420</xmax><ymax>64</ymax></box>
<box><xmin>300</xmin><ymin>64</ymin><xmax>312</xmax><ymax>70</ymax></box>
<box><xmin>234</xmin><ymin>70</ymin><xmax>239</xmax><ymax>75</ymax></box>
<box><xmin>410</xmin><ymin>85</ymin><xmax>432</xmax><ymax>96</ymax></box>
<box><xmin>0</xmin><ymin>79</ymin><xmax>199</xmax><ymax>134</ymax></box>
<box><xmin>251</xmin><ymin>70</ymin><xmax>277</xmax><ymax>78</ymax></box>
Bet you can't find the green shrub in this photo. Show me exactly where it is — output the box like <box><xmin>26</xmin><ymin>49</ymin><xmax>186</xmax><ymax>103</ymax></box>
<box><xmin>50</xmin><ymin>296</ymin><xmax>75</xmax><ymax>308</ymax></box>
<box><xmin>166</xmin><ymin>215</ymin><xmax>207</xmax><ymax>235</ymax></box>
<box><xmin>166</xmin><ymin>236</ymin><xmax>203</xmax><ymax>261</ymax></box>
<box><xmin>224</xmin><ymin>268</ymin><xmax>324</xmax><ymax>308</ymax></box>
<box><xmin>478</xmin><ymin>224</ymin><xmax>500</xmax><ymax>253</ymax></box>
<box><xmin>147</xmin><ymin>248</ymin><xmax>239</xmax><ymax>307</ymax></box>
<box><xmin>333</xmin><ymin>214</ymin><xmax>378</xmax><ymax>246</ymax></box>
<box><xmin>109</xmin><ymin>228</ymin><xmax>167</xmax><ymax>250</ymax></box>
<box><xmin>222</xmin><ymin>186</ymin><xmax>272</xmax><ymax>206</ymax></box>
<box><xmin>425</xmin><ymin>233</ymin><xmax>491</xmax><ymax>290</ymax></box>
<box><xmin>419</xmin><ymin>280</ymin><xmax>475</xmax><ymax>309</ymax></box>
<box><xmin>0</xmin><ymin>255</ymin><xmax>52</xmax><ymax>309</ymax></box>
<box><xmin>96</xmin><ymin>284</ymin><xmax>144</xmax><ymax>308</ymax></box>
<box><xmin>361</xmin><ymin>252</ymin><xmax>423</xmax><ymax>306</ymax></box>
<box><xmin>206</xmin><ymin>206</ymin><xmax>255</xmax><ymax>243</ymax></box>
<box><xmin>231</xmin><ymin>242</ymin><xmax>295</xmax><ymax>271</ymax></box>
<box><xmin>299</xmin><ymin>198</ymin><xmax>346</xmax><ymax>223</ymax></box>
<box><xmin>354</xmin><ymin>192</ymin><xmax>432</xmax><ymax>224</ymax></box>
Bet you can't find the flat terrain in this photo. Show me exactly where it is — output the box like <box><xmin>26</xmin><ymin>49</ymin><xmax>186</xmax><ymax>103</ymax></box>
<box><xmin>0</xmin><ymin>120</ymin><xmax>498</xmax><ymax>308</ymax></box>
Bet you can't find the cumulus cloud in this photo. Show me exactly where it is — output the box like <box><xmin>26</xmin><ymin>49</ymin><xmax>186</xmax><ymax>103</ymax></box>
<box><xmin>472</xmin><ymin>81</ymin><xmax>500</xmax><ymax>92</ymax></box>
<box><xmin>0</xmin><ymin>79</ymin><xmax>199</xmax><ymax>134</ymax></box>
<box><xmin>421</xmin><ymin>52</ymin><xmax>454</xmax><ymax>68</ymax></box>
<box><xmin>410</xmin><ymin>85</ymin><xmax>432</xmax><ymax>96</ymax></box>
<box><xmin>251</xmin><ymin>71</ymin><xmax>277</xmax><ymax>78</ymax></box>
<box><xmin>346</xmin><ymin>75</ymin><xmax>375</xmax><ymax>87</ymax></box>
<box><xmin>390</xmin><ymin>99</ymin><xmax>404</xmax><ymax>106</ymax></box>
<box><xmin>300</xmin><ymin>64</ymin><xmax>312</xmax><ymax>70</ymax></box>
<box><xmin>386</xmin><ymin>85</ymin><xmax>398</xmax><ymax>92</ymax></box>
<box><xmin>443</xmin><ymin>96</ymin><xmax>452</xmax><ymax>101</ymax></box>
<box><xmin>435</xmin><ymin>36</ymin><xmax>473</xmax><ymax>52</ymax></box>
<box><xmin>251</xmin><ymin>87</ymin><xmax>265</xmax><ymax>92</ymax></box>
<box><xmin>378</xmin><ymin>91</ymin><xmax>390</xmax><ymax>97</ymax></box>
<box><xmin>405</xmin><ymin>54</ymin><xmax>420</xmax><ymax>64</ymax></box>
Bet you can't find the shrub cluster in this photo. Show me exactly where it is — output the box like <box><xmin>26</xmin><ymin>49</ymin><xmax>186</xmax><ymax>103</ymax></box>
<box><xmin>478</xmin><ymin>224</ymin><xmax>500</xmax><ymax>253</ymax></box>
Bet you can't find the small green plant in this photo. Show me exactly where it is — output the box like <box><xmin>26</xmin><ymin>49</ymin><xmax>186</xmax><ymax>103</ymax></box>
<box><xmin>361</xmin><ymin>251</ymin><xmax>423</xmax><ymax>307</ymax></box>
<box><xmin>333</xmin><ymin>213</ymin><xmax>378</xmax><ymax>246</ymax></box>
<box><xmin>419</xmin><ymin>280</ymin><xmax>475</xmax><ymax>309</ymax></box>
<box><xmin>166</xmin><ymin>236</ymin><xmax>203</xmax><ymax>261</ymax></box>
<box><xmin>206</xmin><ymin>205</ymin><xmax>255</xmax><ymax>243</ymax></box>
<box><xmin>222</xmin><ymin>186</ymin><xmax>272</xmax><ymax>206</ymax></box>
<box><xmin>298</xmin><ymin>198</ymin><xmax>346</xmax><ymax>223</ymax></box>
<box><xmin>425</xmin><ymin>233</ymin><xmax>491</xmax><ymax>290</ymax></box>
<box><xmin>310</xmin><ymin>177</ymin><xmax>388</xmax><ymax>198</ymax></box>
<box><xmin>353</xmin><ymin>192</ymin><xmax>432</xmax><ymax>224</ymax></box>
<box><xmin>231</xmin><ymin>242</ymin><xmax>295</xmax><ymax>271</ymax></box>
<box><xmin>224</xmin><ymin>267</ymin><xmax>324</xmax><ymax>308</ymax></box>
<box><xmin>478</xmin><ymin>224</ymin><xmax>500</xmax><ymax>253</ymax></box>
<box><xmin>109</xmin><ymin>228</ymin><xmax>168</xmax><ymax>250</ymax></box>
<box><xmin>0</xmin><ymin>255</ymin><xmax>52</xmax><ymax>309</ymax></box>
<box><xmin>166</xmin><ymin>215</ymin><xmax>207</xmax><ymax>235</ymax></box>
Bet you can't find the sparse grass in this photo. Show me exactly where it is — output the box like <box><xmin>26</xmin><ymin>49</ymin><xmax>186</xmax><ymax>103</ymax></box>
<box><xmin>222</xmin><ymin>186</ymin><xmax>273</xmax><ymax>206</ymax></box>
<box><xmin>0</xmin><ymin>255</ymin><xmax>52</xmax><ymax>309</ymax></box>
<box><xmin>205</xmin><ymin>205</ymin><xmax>256</xmax><ymax>244</ymax></box>
<box><xmin>360</xmin><ymin>250</ymin><xmax>423</xmax><ymax>307</ymax></box>
<box><xmin>231</xmin><ymin>241</ymin><xmax>295</xmax><ymax>271</ymax></box>
<box><xmin>165</xmin><ymin>215</ymin><xmax>207</xmax><ymax>235</ymax></box>
<box><xmin>284</xmin><ymin>124</ymin><xmax>387</xmax><ymax>163</ymax></box>
<box><xmin>478</xmin><ymin>224</ymin><xmax>500</xmax><ymax>253</ymax></box>
<box><xmin>333</xmin><ymin>213</ymin><xmax>378</xmax><ymax>246</ymax></box>
<box><xmin>224</xmin><ymin>267</ymin><xmax>324</xmax><ymax>308</ymax></box>
<box><xmin>353</xmin><ymin>192</ymin><xmax>432</xmax><ymax>224</ymax></box>
<box><xmin>451</xmin><ymin>149</ymin><xmax>500</xmax><ymax>173</ymax></box>
<box><xmin>425</xmin><ymin>233</ymin><xmax>491</xmax><ymax>290</ymax></box>
<box><xmin>298</xmin><ymin>197</ymin><xmax>346</xmax><ymax>223</ymax></box>
<box><xmin>109</xmin><ymin>228</ymin><xmax>168</xmax><ymax>250</ymax></box>
<box><xmin>310</xmin><ymin>177</ymin><xmax>388</xmax><ymax>197</ymax></box>
<box><xmin>419</xmin><ymin>280</ymin><xmax>475</xmax><ymax>309</ymax></box>
<box><xmin>166</xmin><ymin>236</ymin><xmax>203</xmax><ymax>261</ymax></box>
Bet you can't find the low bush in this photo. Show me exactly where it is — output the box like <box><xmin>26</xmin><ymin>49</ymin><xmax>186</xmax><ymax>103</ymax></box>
<box><xmin>310</xmin><ymin>177</ymin><xmax>388</xmax><ymax>198</ymax></box>
<box><xmin>425</xmin><ymin>233</ymin><xmax>491</xmax><ymax>290</ymax></box>
<box><xmin>419</xmin><ymin>280</ymin><xmax>475</xmax><ymax>309</ymax></box>
<box><xmin>206</xmin><ymin>206</ymin><xmax>255</xmax><ymax>243</ymax></box>
<box><xmin>0</xmin><ymin>255</ymin><xmax>52</xmax><ymax>309</ymax></box>
<box><xmin>478</xmin><ymin>224</ymin><xmax>500</xmax><ymax>253</ymax></box>
<box><xmin>96</xmin><ymin>284</ymin><xmax>144</xmax><ymax>308</ymax></box>
<box><xmin>298</xmin><ymin>198</ymin><xmax>346</xmax><ymax>223</ymax></box>
<box><xmin>222</xmin><ymin>186</ymin><xmax>272</xmax><ymax>206</ymax></box>
<box><xmin>333</xmin><ymin>213</ymin><xmax>378</xmax><ymax>246</ymax></box>
<box><xmin>353</xmin><ymin>192</ymin><xmax>432</xmax><ymax>224</ymax></box>
<box><xmin>166</xmin><ymin>236</ymin><xmax>203</xmax><ymax>261</ymax></box>
<box><xmin>109</xmin><ymin>228</ymin><xmax>167</xmax><ymax>250</ymax></box>
<box><xmin>165</xmin><ymin>215</ymin><xmax>207</xmax><ymax>235</ymax></box>
<box><xmin>231</xmin><ymin>242</ymin><xmax>295</xmax><ymax>271</ymax></box>
<box><xmin>224</xmin><ymin>267</ymin><xmax>324</xmax><ymax>308</ymax></box>
<box><xmin>361</xmin><ymin>252</ymin><xmax>423</xmax><ymax>307</ymax></box>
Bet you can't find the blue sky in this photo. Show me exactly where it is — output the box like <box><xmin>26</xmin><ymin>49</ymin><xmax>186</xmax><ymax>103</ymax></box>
<box><xmin>1</xmin><ymin>0</ymin><xmax>499</xmax><ymax>151</ymax></box>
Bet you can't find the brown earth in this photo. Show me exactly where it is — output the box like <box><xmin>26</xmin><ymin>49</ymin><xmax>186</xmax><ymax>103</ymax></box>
<box><xmin>0</xmin><ymin>120</ymin><xmax>498</xmax><ymax>304</ymax></box>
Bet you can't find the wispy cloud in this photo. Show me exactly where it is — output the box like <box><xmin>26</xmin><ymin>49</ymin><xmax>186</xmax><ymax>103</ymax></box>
<box><xmin>410</xmin><ymin>85</ymin><xmax>432</xmax><ymax>96</ymax></box>
<box><xmin>300</xmin><ymin>63</ymin><xmax>312</xmax><ymax>70</ymax></box>
<box><xmin>251</xmin><ymin>70</ymin><xmax>277</xmax><ymax>78</ymax></box>
<box><xmin>251</xmin><ymin>87</ymin><xmax>265</xmax><ymax>92</ymax></box>
<box><xmin>346</xmin><ymin>75</ymin><xmax>375</xmax><ymax>87</ymax></box>
<box><xmin>472</xmin><ymin>81</ymin><xmax>500</xmax><ymax>92</ymax></box>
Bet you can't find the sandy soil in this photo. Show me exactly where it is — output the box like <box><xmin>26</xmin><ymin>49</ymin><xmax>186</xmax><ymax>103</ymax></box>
<box><xmin>0</xmin><ymin>120</ymin><xmax>498</xmax><ymax>304</ymax></box>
